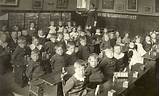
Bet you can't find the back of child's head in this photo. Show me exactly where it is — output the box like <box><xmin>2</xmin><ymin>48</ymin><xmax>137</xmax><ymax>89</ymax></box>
<box><xmin>74</xmin><ymin>59</ymin><xmax>86</xmax><ymax>69</ymax></box>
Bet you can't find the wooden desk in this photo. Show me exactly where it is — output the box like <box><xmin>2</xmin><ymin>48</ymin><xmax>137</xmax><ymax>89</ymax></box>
<box><xmin>98</xmin><ymin>58</ymin><xmax>156</xmax><ymax>96</ymax></box>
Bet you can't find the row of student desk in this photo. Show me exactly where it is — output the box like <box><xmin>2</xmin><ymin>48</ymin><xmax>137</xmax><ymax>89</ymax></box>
<box><xmin>31</xmin><ymin>52</ymin><xmax>157</xmax><ymax>96</ymax></box>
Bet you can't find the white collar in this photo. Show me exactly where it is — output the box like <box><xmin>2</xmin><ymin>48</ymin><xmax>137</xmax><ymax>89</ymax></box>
<box><xmin>114</xmin><ymin>53</ymin><xmax>124</xmax><ymax>59</ymax></box>
<box><xmin>30</xmin><ymin>44</ymin><xmax>42</xmax><ymax>50</ymax></box>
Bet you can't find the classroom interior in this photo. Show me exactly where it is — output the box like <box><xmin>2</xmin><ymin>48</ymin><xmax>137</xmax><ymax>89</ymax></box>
<box><xmin>0</xmin><ymin>0</ymin><xmax>159</xmax><ymax>96</ymax></box>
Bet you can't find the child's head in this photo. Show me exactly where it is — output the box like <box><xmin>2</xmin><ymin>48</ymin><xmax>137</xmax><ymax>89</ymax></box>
<box><xmin>55</xmin><ymin>44</ymin><xmax>64</xmax><ymax>55</ymax></box>
<box><xmin>74</xmin><ymin>59</ymin><xmax>86</xmax><ymax>76</ymax></box>
<box><xmin>59</xmin><ymin>21</ymin><xmax>63</xmax><ymax>26</ymax></box>
<box><xmin>77</xmin><ymin>25</ymin><xmax>82</xmax><ymax>31</ymax></box>
<box><xmin>95</xmin><ymin>29</ymin><xmax>101</xmax><ymax>35</ymax></box>
<box><xmin>79</xmin><ymin>31</ymin><xmax>86</xmax><ymax>37</ymax></box>
<box><xmin>73</xmin><ymin>21</ymin><xmax>76</xmax><ymax>26</ymax></box>
<box><xmin>103</xmin><ymin>28</ymin><xmax>108</xmax><ymax>33</ymax></box>
<box><xmin>18</xmin><ymin>36</ymin><xmax>26</xmax><ymax>48</ymax></box>
<box><xmin>67</xmin><ymin>21</ymin><xmax>72</xmax><ymax>26</ymax></box>
<box><xmin>50</xmin><ymin>34</ymin><xmax>57</xmax><ymax>43</ymax></box>
<box><xmin>11</xmin><ymin>31</ymin><xmax>18</xmax><ymax>39</ymax></box>
<box><xmin>31</xmin><ymin>49</ymin><xmax>40</xmax><ymax>62</ymax></box>
<box><xmin>79</xmin><ymin>36</ymin><xmax>87</xmax><ymax>46</ymax></box>
<box><xmin>104</xmin><ymin>48</ymin><xmax>114</xmax><ymax>58</ymax></box>
<box><xmin>22</xmin><ymin>29</ymin><xmax>28</xmax><ymax>36</ymax></box>
<box><xmin>135</xmin><ymin>35</ymin><xmax>141</xmax><ymax>43</ymax></box>
<box><xmin>114</xmin><ymin>45</ymin><xmax>122</xmax><ymax>54</ymax></box>
<box><xmin>88</xmin><ymin>53</ymin><xmax>98</xmax><ymax>68</ymax></box>
<box><xmin>38</xmin><ymin>29</ymin><xmax>45</xmax><ymax>36</ymax></box>
<box><xmin>145</xmin><ymin>35</ymin><xmax>151</xmax><ymax>43</ymax></box>
<box><xmin>115</xmin><ymin>31</ymin><xmax>120</xmax><ymax>37</ymax></box>
<box><xmin>67</xmin><ymin>41</ymin><xmax>75</xmax><ymax>54</ymax></box>
<box><xmin>72</xmin><ymin>27</ymin><xmax>77</xmax><ymax>32</ymax></box>
<box><xmin>30</xmin><ymin>22</ymin><xmax>35</xmax><ymax>27</ymax></box>
<box><xmin>150</xmin><ymin>32</ymin><xmax>156</xmax><ymax>39</ymax></box>
<box><xmin>109</xmin><ymin>32</ymin><xmax>114</xmax><ymax>39</ymax></box>
<box><xmin>124</xmin><ymin>33</ymin><xmax>129</xmax><ymax>38</ymax></box>
<box><xmin>129</xmin><ymin>42</ymin><xmax>135</xmax><ymax>49</ymax></box>
<box><xmin>32</xmin><ymin>37</ymin><xmax>39</xmax><ymax>46</ymax></box>
<box><xmin>57</xmin><ymin>33</ymin><xmax>63</xmax><ymax>41</ymax></box>
<box><xmin>50</xmin><ymin>21</ymin><xmax>55</xmax><ymax>26</ymax></box>
<box><xmin>103</xmin><ymin>33</ymin><xmax>109</xmax><ymax>41</ymax></box>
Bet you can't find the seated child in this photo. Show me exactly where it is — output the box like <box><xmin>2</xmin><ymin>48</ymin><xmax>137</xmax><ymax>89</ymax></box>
<box><xmin>30</xmin><ymin>37</ymin><xmax>43</xmax><ymax>52</ymax></box>
<box><xmin>65</xmin><ymin>41</ymin><xmax>78</xmax><ymax>66</ymax></box>
<box><xmin>142</xmin><ymin>35</ymin><xmax>152</xmax><ymax>52</ymax></box>
<box><xmin>100</xmin><ymin>33</ymin><xmax>111</xmax><ymax>51</ymax></box>
<box><xmin>12</xmin><ymin>36</ymin><xmax>31</xmax><ymax>87</ymax></box>
<box><xmin>38</xmin><ymin>29</ymin><xmax>47</xmax><ymax>45</ymax></box>
<box><xmin>103</xmin><ymin>28</ymin><xmax>108</xmax><ymax>34</ymax></box>
<box><xmin>128</xmin><ymin>41</ymin><xmax>145</xmax><ymax>70</ymax></box>
<box><xmin>50</xmin><ymin>43</ymin><xmax>66</xmax><ymax>71</ymax></box>
<box><xmin>45</xmin><ymin>34</ymin><xmax>57</xmax><ymax>58</ymax></box>
<box><xmin>122</xmin><ymin>33</ymin><xmax>130</xmax><ymax>45</ymax></box>
<box><xmin>115</xmin><ymin>31</ymin><xmax>124</xmax><ymax>46</ymax></box>
<box><xmin>78</xmin><ymin>36</ymin><xmax>90</xmax><ymax>61</ymax></box>
<box><xmin>48</xmin><ymin>21</ymin><xmax>57</xmax><ymax>34</ymax></box>
<box><xmin>63</xmin><ymin>59</ymin><xmax>87</xmax><ymax>96</ymax></box>
<box><xmin>109</xmin><ymin>32</ymin><xmax>116</xmax><ymax>48</ymax></box>
<box><xmin>57</xmin><ymin>21</ymin><xmax>64</xmax><ymax>33</ymax></box>
<box><xmin>65</xmin><ymin>21</ymin><xmax>73</xmax><ymax>33</ymax></box>
<box><xmin>113</xmin><ymin>45</ymin><xmax>128</xmax><ymax>72</ymax></box>
<box><xmin>94</xmin><ymin>29</ymin><xmax>102</xmax><ymax>54</ymax></box>
<box><xmin>85</xmin><ymin>53</ymin><xmax>104</xmax><ymax>96</ymax></box>
<box><xmin>26</xmin><ymin>49</ymin><xmax>44</xmax><ymax>81</ymax></box>
<box><xmin>63</xmin><ymin>32</ymin><xmax>71</xmax><ymax>46</ymax></box>
<box><xmin>70</xmin><ymin>28</ymin><xmax>79</xmax><ymax>41</ymax></box>
<box><xmin>99</xmin><ymin>48</ymin><xmax>116</xmax><ymax>92</ymax></box>
<box><xmin>21</xmin><ymin>29</ymin><xmax>32</xmax><ymax>45</ymax></box>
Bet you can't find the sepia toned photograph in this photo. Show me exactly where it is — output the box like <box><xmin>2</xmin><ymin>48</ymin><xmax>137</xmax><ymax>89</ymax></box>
<box><xmin>0</xmin><ymin>0</ymin><xmax>159</xmax><ymax>96</ymax></box>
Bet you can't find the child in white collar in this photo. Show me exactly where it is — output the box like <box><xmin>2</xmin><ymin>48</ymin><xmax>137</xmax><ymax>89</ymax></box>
<box><xmin>47</xmin><ymin>21</ymin><xmax>57</xmax><ymax>38</ymax></box>
<box><xmin>30</xmin><ymin>37</ymin><xmax>43</xmax><ymax>51</ymax></box>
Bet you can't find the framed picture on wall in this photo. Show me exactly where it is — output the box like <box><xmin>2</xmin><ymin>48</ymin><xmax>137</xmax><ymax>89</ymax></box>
<box><xmin>56</xmin><ymin>0</ymin><xmax>68</xmax><ymax>9</ymax></box>
<box><xmin>0</xmin><ymin>0</ymin><xmax>19</xmax><ymax>6</ymax></box>
<box><xmin>102</xmin><ymin>0</ymin><xmax>114</xmax><ymax>10</ymax></box>
<box><xmin>32</xmin><ymin>0</ymin><xmax>43</xmax><ymax>9</ymax></box>
<box><xmin>126</xmin><ymin>0</ymin><xmax>138</xmax><ymax>11</ymax></box>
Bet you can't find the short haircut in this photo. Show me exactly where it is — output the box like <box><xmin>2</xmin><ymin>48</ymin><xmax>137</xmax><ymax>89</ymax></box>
<box><xmin>55</xmin><ymin>43</ymin><xmax>63</xmax><ymax>50</ymax></box>
<box><xmin>74</xmin><ymin>59</ymin><xmax>86</xmax><ymax>69</ymax></box>
<box><xmin>88</xmin><ymin>53</ymin><xmax>98</xmax><ymax>60</ymax></box>
<box><xmin>67</xmin><ymin>41</ymin><xmax>75</xmax><ymax>48</ymax></box>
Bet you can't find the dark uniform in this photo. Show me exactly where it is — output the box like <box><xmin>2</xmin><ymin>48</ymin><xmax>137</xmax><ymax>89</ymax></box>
<box><xmin>11</xmin><ymin>46</ymin><xmax>31</xmax><ymax>87</ymax></box>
